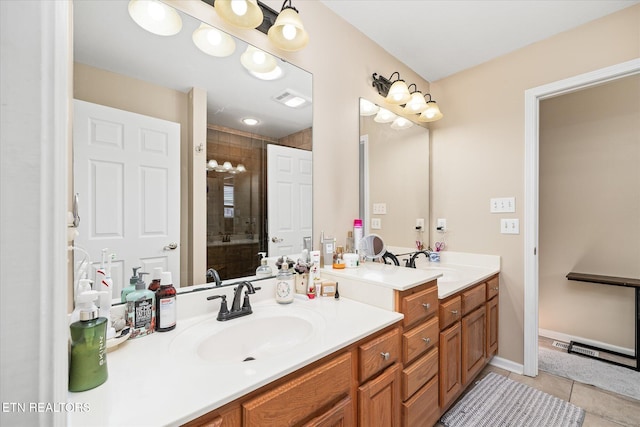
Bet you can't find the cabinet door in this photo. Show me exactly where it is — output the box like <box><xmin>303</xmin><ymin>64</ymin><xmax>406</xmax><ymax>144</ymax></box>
<box><xmin>439</xmin><ymin>323</ymin><xmax>461</xmax><ymax>409</ymax></box>
<box><xmin>461</xmin><ymin>306</ymin><xmax>486</xmax><ymax>386</ymax></box>
<box><xmin>358</xmin><ymin>363</ymin><xmax>401</xmax><ymax>427</ymax></box>
<box><xmin>302</xmin><ymin>395</ymin><xmax>354</xmax><ymax>427</ymax></box>
<box><xmin>243</xmin><ymin>352</ymin><xmax>352</xmax><ymax>426</ymax></box>
<box><xmin>486</xmin><ymin>296</ymin><xmax>499</xmax><ymax>357</ymax></box>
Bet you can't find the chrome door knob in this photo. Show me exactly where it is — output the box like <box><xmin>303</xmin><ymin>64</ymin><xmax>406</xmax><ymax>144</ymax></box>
<box><xmin>271</xmin><ymin>237</ymin><xmax>284</xmax><ymax>243</ymax></box>
<box><xmin>163</xmin><ymin>242</ymin><xmax>178</xmax><ymax>250</ymax></box>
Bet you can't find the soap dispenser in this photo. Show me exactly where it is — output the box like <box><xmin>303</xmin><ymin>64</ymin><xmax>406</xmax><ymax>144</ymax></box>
<box><xmin>69</xmin><ymin>290</ymin><xmax>108</xmax><ymax>392</ymax></box>
<box><xmin>255</xmin><ymin>252</ymin><xmax>273</xmax><ymax>278</ymax></box>
<box><xmin>121</xmin><ymin>266</ymin><xmax>141</xmax><ymax>303</ymax></box>
<box><xmin>275</xmin><ymin>257</ymin><xmax>295</xmax><ymax>304</ymax></box>
<box><xmin>126</xmin><ymin>271</ymin><xmax>155</xmax><ymax>339</ymax></box>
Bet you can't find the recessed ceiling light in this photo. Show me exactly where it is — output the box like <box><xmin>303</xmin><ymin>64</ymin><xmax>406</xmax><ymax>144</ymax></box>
<box><xmin>242</xmin><ymin>118</ymin><xmax>259</xmax><ymax>126</ymax></box>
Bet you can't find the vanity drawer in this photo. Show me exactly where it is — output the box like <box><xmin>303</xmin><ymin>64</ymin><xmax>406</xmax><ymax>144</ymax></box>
<box><xmin>486</xmin><ymin>276</ymin><xmax>499</xmax><ymax>300</ymax></box>
<box><xmin>399</xmin><ymin>285</ymin><xmax>438</xmax><ymax>329</ymax></box>
<box><xmin>401</xmin><ymin>347</ymin><xmax>438</xmax><ymax>401</ymax></box>
<box><xmin>462</xmin><ymin>283</ymin><xmax>485</xmax><ymax>315</ymax></box>
<box><xmin>401</xmin><ymin>375</ymin><xmax>439</xmax><ymax>427</ymax></box>
<box><xmin>439</xmin><ymin>296</ymin><xmax>461</xmax><ymax>330</ymax></box>
<box><xmin>359</xmin><ymin>327</ymin><xmax>401</xmax><ymax>383</ymax></box>
<box><xmin>402</xmin><ymin>316</ymin><xmax>439</xmax><ymax>365</ymax></box>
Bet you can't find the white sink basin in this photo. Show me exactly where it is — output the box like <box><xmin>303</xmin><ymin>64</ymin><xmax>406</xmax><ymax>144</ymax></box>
<box><xmin>417</xmin><ymin>266</ymin><xmax>461</xmax><ymax>283</ymax></box>
<box><xmin>170</xmin><ymin>303</ymin><xmax>326</xmax><ymax>364</ymax></box>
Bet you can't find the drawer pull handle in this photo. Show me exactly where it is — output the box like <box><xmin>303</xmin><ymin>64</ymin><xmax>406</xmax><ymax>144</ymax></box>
<box><xmin>422</xmin><ymin>303</ymin><xmax>431</xmax><ymax>309</ymax></box>
<box><xmin>422</xmin><ymin>337</ymin><xmax>431</xmax><ymax>344</ymax></box>
<box><xmin>451</xmin><ymin>310</ymin><xmax>459</xmax><ymax>316</ymax></box>
<box><xmin>380</xmin><ymin>352</ymin><xmax>390</xmax><ymax>361</ymax></box>
<box><xmin>493</xmin><ymin>287</ymin><xmax>499</xmax><ymax>291</ymax></box>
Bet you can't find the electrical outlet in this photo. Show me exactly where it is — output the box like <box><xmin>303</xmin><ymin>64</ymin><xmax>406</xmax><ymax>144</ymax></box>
<box><xmin>437</xmin><ymin>218</ymin><xmax>447</xmax><ymax>232</ymax></box>
<box><xmin>372</xmin><ymin>203</ymin><xmax>387</xmax><ymax>215</ymax></box>
<box><xmin>371</xmin><ymin>218</ymin><xmax>382</xmax><ymax>230</ymax></box>
<box><xmin>490</xmin><ymin>197</ymin><xmax>516</xmax><ymax>213</ymax></box>
<box><xmin>416</xmin><ymin>218</ymin><xmax>425</xmax><ymax>230</ymax></box>
<box><xmin>500</xmin><ymin>218</ymin><xmax>520</xmax><ymax>234</ymax></box>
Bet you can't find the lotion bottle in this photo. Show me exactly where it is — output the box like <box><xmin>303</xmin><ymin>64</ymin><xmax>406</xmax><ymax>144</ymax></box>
<box><xmin>121</xmin><ymin>266</ymin><xmax>140</xmax><ymax>303</ymax></box>
<box><xmin>255</xmin><ymin>252</ymin><xmax>273</xmax><ymax>278</ymax></box>
<box><xmin>126</xmin><ymin>271</ymin><xmax>155</xmax><ymax>338</ymax></box>
<box><xmin>275</xmin><ymin>265</ymin><xmax>294</xmax><ymax>304</ymax></box>
<box><xmin>69</xmin><ymin>290</ymin><xmax>108</xmax><ymax>392</ymax></box>
<box><xmin>155</xmin><ymin>271</ymin><xmax>177</xmax><ymax>332</ymax></box>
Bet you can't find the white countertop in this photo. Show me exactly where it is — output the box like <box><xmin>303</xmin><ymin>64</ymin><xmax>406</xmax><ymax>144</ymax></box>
<box><xmin>321</xmin><ymin>262</ymin><xmax>443</xmax><ymax>291</ymax></box>
<box><xmin>67</xmin><ymin>287</ymin><xmax>402</xmax><ymax>427</ymax></box>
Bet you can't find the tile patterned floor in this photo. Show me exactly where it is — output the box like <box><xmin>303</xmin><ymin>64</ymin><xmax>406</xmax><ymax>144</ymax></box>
<box><xmin>436</xmin><ymin>365</ymin><xmax>640</xmax><ymax>427</ymax></box>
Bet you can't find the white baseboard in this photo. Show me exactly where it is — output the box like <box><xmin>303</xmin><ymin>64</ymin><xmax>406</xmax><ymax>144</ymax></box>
<box><xmin>538</xmin><ymin>328</ymin><xmax>634</xmax><ymax>357</ymax></box>
<box><xmin>489</xmin><ymin>356</ymin><xmax>524</xmax><ymax>375</ymax></box>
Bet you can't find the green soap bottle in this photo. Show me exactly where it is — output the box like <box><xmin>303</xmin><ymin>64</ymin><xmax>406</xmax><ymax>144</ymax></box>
<box><xmin>121</xmin><ymin>266</ymin><xmax>141</xmax><ymax>303</ymax></box>
<box><xmin>69</xmin><ymin>290</ymin><xmax>108</xmax><ymax>392</ymax></box>
<box><xmin>126</xmin><ymin>271</ymin><xmax>155</xmax><ymax>339</ymax></box>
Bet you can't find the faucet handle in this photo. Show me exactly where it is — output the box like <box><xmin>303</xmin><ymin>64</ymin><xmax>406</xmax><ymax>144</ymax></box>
<box><xmin>207</xmin><ymin>294</ymin><xmax>229</xmax><ymax>320</ymax></box>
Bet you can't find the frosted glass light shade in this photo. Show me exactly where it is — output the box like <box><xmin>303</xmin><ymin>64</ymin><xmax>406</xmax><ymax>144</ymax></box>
<box><xmin>128</xmin><ymin>0</ymin><xmax>182</xmax><ymax>36</ymax></box>
<box><xmin>391</xmin><ymin>117</ymin><xmax>414</xmax><ymax>130</ymax></box>
<box><xmin>373</xmin><ymin>108</ymin><xmax>396</xmax><ymax>123</ymax></box>
<box><xmin>403</xmin><ymin>92</ymin><xmax>428</xmax><ymax>114</ymax></box>
<box><xmin>215</xmin><ymin>0</ymin><xmax>263</xmax><ymax>29</ymax></box>
<box><xmin>385</xmin><ymin>80</ymin><xmax>411</xmax><ymax>104</ymax></box>
<box><xmin>240</xmin><ymin>45</ymin><xmax>277</xmax><ymax>73</ymax></box>
<box><xmin>192</xmin><ymin>23</ymin><xmax>235</xmax><ymax>57</ymax></box>
<box><xmin>360</xmin><ymin>99</ymin><xmax>380</xmax><ymax>116</ymax></box>
<box><xmin>268</xmin><ymin>8</ymin><xmax>309</xmax><ymax>51</ymax></box>
<box><xmin>419</xmin><ymin>101</ymin><xmax>444</xmax><ymax>122</ymax></box>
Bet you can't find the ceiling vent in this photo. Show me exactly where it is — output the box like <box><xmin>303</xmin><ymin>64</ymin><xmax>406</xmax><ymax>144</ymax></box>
<box><xmin>273</xmin><ymin>89</ymin><xmax>311</xmax><ymax>108</ymax></box>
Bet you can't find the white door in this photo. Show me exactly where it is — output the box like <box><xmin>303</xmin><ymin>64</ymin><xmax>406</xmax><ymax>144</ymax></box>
<box><xmin>267</xmin><ymin>145</ymin><xmax>313</xmax><ymax>257</ymax></box>
<box><xmin>73</xmin><ymin>100</ymin><xmax>180</xmax><ymax>302</ymax></box>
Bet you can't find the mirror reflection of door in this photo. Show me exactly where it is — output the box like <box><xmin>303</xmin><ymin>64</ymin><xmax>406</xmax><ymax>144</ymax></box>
<box><xmin>73</xmin><ymin>100</ymin><xmax>181</xmax><ymax>301</ymax></box>
<box><xmin>267</xmin><ymin>144</ymin><xmax>313</xmax><ymax>257</ymax></box>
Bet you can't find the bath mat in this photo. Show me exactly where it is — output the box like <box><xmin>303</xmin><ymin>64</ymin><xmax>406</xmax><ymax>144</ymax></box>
<box><xmin>440</xmin><ymin>372</ymin><xmax>585</xmax><ymax>427</ymax></box>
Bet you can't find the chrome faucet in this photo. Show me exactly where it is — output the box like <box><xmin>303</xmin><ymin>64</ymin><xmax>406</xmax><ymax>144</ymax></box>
<box><xmin>207</xmin><ymin>281</ymin><xmax>261</xmax><ymax>321</ymax></box>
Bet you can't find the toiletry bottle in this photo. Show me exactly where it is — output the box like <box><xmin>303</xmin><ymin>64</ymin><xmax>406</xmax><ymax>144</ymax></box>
<box><xmin>121</xmin><ymin>266</ymin><xmax>141</xmax><ymax>303</ymax></box>
<box><xmin>155</xmin><ymin>271</ymin><xmax>176</xmax><ymax>332</ymax></box>
<box><xmin>70</xmin><ymin>278</ymin><xmax>94</xmax><ymax>325</ymax></box>
<box><xmin>319</xmin><ymin>231</ymin><xmax>325</xmax><ymax>267</ymax></box>
<box><xmin>126</xmin><ymin>271</ymin><xmax>155</xmax><ymax>339</ymax></box>
<box><xmin>255</xmin><ymin>252</ymin><xmax>273</xmax><ymax>278</ymax></box>
<box><xmin>353</xmin><ymin>219</ymin><xmax>363</xmax><ymax>262</ymax></box>
<box><xmin>346</xmin><ymin>231</ymin><xmax>354</xmax><ymax>253</ymax></box>
<box><xmin>275</xmin><ymin>265</ymin><xmax>294</xmax><ymax>304</ymax></box>
<box><xmin>148</xmin><ymin>267</ymin><xmax>163</xmax><ymax>292</ymax></box>
<box><xmin>69</xmin><ymin>290</ymin><xmax>108</xmax><ymax>392</ymax></box>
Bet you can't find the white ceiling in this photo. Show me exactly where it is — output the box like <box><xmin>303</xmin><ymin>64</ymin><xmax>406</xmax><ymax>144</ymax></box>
<box><xmin>320</xmin><ymin>0</ymin><xmax>639</xmax><ymax>82</ymax></box>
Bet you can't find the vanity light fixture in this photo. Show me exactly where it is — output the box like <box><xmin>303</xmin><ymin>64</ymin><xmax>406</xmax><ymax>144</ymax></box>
<box><xmin>207</xmin><ymin>159</ymin><xmax>247</xmax><ymax>174</ymax></box>
<box><xmin>359</xmin><ymin>98</ymin><xmax>380</xmax><ymax>116</ymax></box>
<box><xmin>372</xmin><ymin>72</ymin><xmax>411</xmax><ymax>105</ymax></box>
<box><xmin>240</xmin><ymin>45</ymin><xmax>277</xmax><ymax>74</ymax></box>
<box><xmin>418</xmin><ymin>94</ymin><xmax>444</xmax><ymax>122</ymax></box>
<box><xmin>390</xmin><ymin>116</ymin><xmax>414</xmax><ymax>130</ymax></box>
<box><xmin>373</xmin><ymin>107</ymin><xmax>397</xmax><ymax>124</ymax></box>
<box><xmin>402</xmin><ymin>84</ymin><xmax>428</xmax><ymax>114</ymax></box>
<box><xmin>128</xmin><ymin>0</ymin><xmax>183</xmax><ymax>36</ymax></box>
<box><xmin>267</xmin><ymin>0</ymin><xmax>309</xmax><ymax>52</ymax></box>
<box><xmin>192</xmin><ymin>23</ymin><xmax>236</xmax><ymax>57</ymax></box>
<box><xmin>214</xmin><ymin>0</ymin><xmax>264</xmax><ymax>29</ymax></box>
<box><xmin>249</xmin><ymin>65</ymin><xmax>284</xmax><ymax>81</ymax></box>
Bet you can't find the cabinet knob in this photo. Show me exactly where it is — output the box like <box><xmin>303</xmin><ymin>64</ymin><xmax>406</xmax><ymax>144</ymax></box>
<box><xmin>422</xmin><ymin>337</ymin><xmax>431</xmax><ymax>344</ymax></box>
<box><xmin>422</xmin><ymin>303</ymin><xmax>431</xmax><ymax>309</ymax></box>
<box><xmin>380</xmin><ymin>352</ymin><xmax>390</xmax><ymax>361</ymax></box>
<box><xmin>493</xmin><ymin>287</ymin><xmax>499</xmax><ymax>291</ymax></box>
<box><xmin>451</xmin><ymin>310</ymin><xmax>459</xmax><ymax>316</ymax></box>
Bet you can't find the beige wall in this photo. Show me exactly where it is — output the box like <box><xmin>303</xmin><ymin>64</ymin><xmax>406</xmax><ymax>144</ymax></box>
<box><xmin>539</xmin><ymin>75</ymin><xmax>640</xmax><ymax>349</ymax></box>
<box><xmin>361</xmin><ymin>114</ymin><xmax>429</xmax><ymax>247</ymax></box>
<box><xmin>429</xmin><ymin>5</ymin><xmax>640</xmax><ymax>364</ymax></box>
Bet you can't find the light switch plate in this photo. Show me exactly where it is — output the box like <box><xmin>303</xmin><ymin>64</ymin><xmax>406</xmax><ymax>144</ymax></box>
<box><xmin>372</xmin><ymin>203</ymin><xmax>387</xmax><ymax>215</ymax></box>
<box><xmin>491</xmin><ymin>197</ymin><xmax>516</xmax><ymax>213</ymax></box>
<box><xmin>500</xmin><ymin>218</ymin><xmax>520</xmax><ymax>234</ymax></box>
<box><xmin>371</xmin><ymin>218</ymin><xmax>382</xmax><ymax>230</ymax></box>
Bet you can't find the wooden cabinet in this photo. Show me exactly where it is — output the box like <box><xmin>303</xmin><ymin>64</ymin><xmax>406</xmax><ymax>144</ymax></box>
<box><xmin>461</xmin><ymin>306</ymin><xmax>486</xmax><ymax>385</ymax></box>
<box><xmin>486</xmin><ymin>278</ymin><xmax>499</xmax><ymax>358</ymax></box>
<box><xmin>401</xmin><ymin>375</ymin><xmax>439</xmax><ymax>427</ymax></box>
<box><xmin>183</xmin><ymin>404</ymin><xmax>241</xmax><ymax>427</ymax></box>
<box><xmin>359</xmin><ymin>328</ymin><xmax>401</xmax><ymax>382</ymax></box>
<box><xmin>302</xmin><ymin>396</ymin><xmax>354</xmax><ymax>427</ymax></box>
<box><xmin>439</xmin><ymin>322</ymin><xmax>461</xmax><ymax>408</ymax></box>
<box><xmin>358</xmin><ymin>363</ymin><xmax>401</xmax><ymax>427</ymax></box>
<box><xmin>439</xmin><ymin>296</ymin><xmax>461</xmax><ymax>330</ymax></box>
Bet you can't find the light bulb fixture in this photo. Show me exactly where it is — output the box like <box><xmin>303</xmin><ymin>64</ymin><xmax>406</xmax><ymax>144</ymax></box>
<box><xmin>242</xmin><ymin>117</ymin><xmax>259</xmax><ymax>126</ymax></box>
<box><xmin>418</xmin><ymin>94</ymin><xmax>444</xmax><ymax>122</ymax></box>
<box><xmin>240</xmin><ymin>45</ymin><xmax>277</xmax><ymax>74</ymax></box>
<box><xmin>390</xmin><ymin>116</ymin><xmax>414</xmax><ymax>130</ymax></box>
<box><xmin>402</xmin><ymin>84</ymin><xmax>428</xmax><ymax>114</ymax></box>
<box><xmin>372</xmin><ymin>72</ymin><xmax>411</xmax><ymax>105</ymax></box>
<box><xmin>206</xmin><ymin>159</ymin><xmax>248</xmax><ymax>174</ymax></box>
<box><xmin>249</xmin><ymin>65</ymin><xmax>284</xmax><ymax>81</ymax></box>
<box><xmin>192</xmin><ymin>23</ymin><xmax>236</xmax><ymax>57</ymax></box>
<box><xmin>267</xmin><ymin>0</ymin><xmax>309</xmax><ymax>52</ymax></box>
<box><xmin>215</xmin><ymin>0</ymin><xmax>264</xmax><ymax>29</ymax></box>
<box><xmin>128</xmin><ymin>0</ymin><xmax>183</xmax><ymax>36</ymax></box>
<box><xmin>373</xmin><ymin>108</ymin><xmax>397</xmax><ymax>124</ymax></box>
<box><xmin>360</xmin><ymin>98</ymin><xmax>380</xmax><ymax>116</ymax></box>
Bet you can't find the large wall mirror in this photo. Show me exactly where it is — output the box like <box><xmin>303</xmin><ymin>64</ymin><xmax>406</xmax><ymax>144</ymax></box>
<box><xmin>72</xmin><ymin>0</ymin><xmax>312</xmax><ymax>300</ymax></box>
<box><xmin>359</xmin><ymin>98</ymin><xmax>429</xmax><ymax>252</ymax></box>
